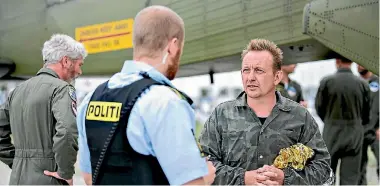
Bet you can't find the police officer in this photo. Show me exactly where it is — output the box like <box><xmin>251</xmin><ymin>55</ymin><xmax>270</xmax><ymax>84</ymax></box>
<box><xmin>0</xmin><ymin>34</ymin><xmax>87</xmax><ymax>185</ymax></box>
<box><xmin>357</xmin><ymin>65</ymin><xmax>379</xmax><ymax>185</ymax></box>
<box><xmin>280</xmin><ymin>64</ymin><xmax>307</xmax><ymax>107</ymax></box>
<box><xmin>315</xmin><ymin>55</ymin><xmax>371</xmax><ymax>185</ymax></box>
<box><xmin>76</xmin><ymin>5</ymin><xmax>215</xmax><ymax>185</ymax></box>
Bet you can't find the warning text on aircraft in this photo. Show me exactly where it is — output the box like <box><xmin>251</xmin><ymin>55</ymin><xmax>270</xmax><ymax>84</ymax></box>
<box><xmin>75</xmin><ymin>19</ymin><xmax>133</xmax><ymax>54</ymax></box>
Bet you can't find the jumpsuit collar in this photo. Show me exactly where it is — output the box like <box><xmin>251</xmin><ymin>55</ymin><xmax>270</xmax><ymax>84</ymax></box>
<box><xmin>337</xmin><ymin>68</ymin><xmax>352</xmax><ymax>73</ymax></box>
<box><xmin>235</xmin><ymin>91</ymin><xmax>291</xmax><ymax>112</ymax></box>
<box><xmin>36</xmin><ymin>68</ymin><xmax>60</xmax><ymax>78</ymax></box>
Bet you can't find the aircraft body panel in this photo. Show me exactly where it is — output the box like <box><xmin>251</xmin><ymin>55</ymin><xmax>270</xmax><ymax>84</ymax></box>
<box><xmin>0</xmin><ymin>0</ymin><xmax>378</xmax><ymax>78</ymax></box>
<box><xmin>303</xmin><ymin>0</ymin><xmax>379</xmax><ymax>74</ymax></box>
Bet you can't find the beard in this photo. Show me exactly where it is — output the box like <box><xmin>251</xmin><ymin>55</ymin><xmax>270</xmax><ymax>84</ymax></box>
<box><xmin>66</xmin><ymin>65</ymin><xmax>77</xmax><ymax>84</ymax></box>
<box><xmin>166</xmin><ymin>50</ymin><xmax>181</xmax><ymax>80</ymax></box>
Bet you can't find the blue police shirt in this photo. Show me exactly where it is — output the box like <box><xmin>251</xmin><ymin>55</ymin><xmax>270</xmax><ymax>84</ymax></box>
<box><xmin>77</xmin><ymin>60</ymin><xmax>208</xmax><ymax>185</ymax></box>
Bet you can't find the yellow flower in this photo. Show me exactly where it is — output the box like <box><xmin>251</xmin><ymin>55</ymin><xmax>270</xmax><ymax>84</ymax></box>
<box><xmin>273</xmin><ymin>143</ymin><xmax>314</xmax><ymax>170</ymax></box>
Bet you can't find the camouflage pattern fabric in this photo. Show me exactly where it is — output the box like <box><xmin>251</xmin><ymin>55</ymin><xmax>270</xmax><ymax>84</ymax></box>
<box><xmin>199</xmin><ymin>91</ymin><xmax>334</xmax><ymax>185</ymax></box>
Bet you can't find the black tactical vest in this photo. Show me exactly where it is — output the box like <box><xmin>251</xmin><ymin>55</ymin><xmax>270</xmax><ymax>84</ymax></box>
<box><xmin>84</xmin><ymin>74</ymin><xmax>193</xmax><ymax>185</ymax></box>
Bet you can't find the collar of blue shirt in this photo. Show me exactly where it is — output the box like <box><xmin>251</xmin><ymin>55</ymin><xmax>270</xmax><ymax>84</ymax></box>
<box><xmin>120</xmin><ymin>60</ymin><xmax>175</xmax><ymax>88</ymax></box>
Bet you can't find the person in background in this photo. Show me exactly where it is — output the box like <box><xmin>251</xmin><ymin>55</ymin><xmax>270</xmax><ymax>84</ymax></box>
<box><xmin>279</xmin><ymin>64</ymin><xmax>307</xmax><ymax>107</ymax></box>
<box><xmin>315</xmin><ymin>54</ymin><xmax>371</xmax><ymax>185</ymax></box>
<box><xmin>357</xmin><ymin>64</ymin><xmax>379</xmax><ymax>185</ymax></box>
<box><xmin>0</xmin><ymin>34</ymin><xmax>86</xmax><ymax>185</ymax></box>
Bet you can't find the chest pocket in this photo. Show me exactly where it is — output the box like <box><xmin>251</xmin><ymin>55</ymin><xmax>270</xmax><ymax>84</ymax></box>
<box><xmin>279</xmin><ymin>125</ymin><xmax>302</xmax><ymax>144</ymax></box>
<box><xmin>273</xmin><ymin>113</ymin><xmax>303</xmax><ymax>143</ymax></box>
<box><xmin>221</xmin><ymin>130</ymin><xmax>247</xmax><ymax>163</ymax></box>
<box><xmin>280</xmin><ymin>129</ymin><xmax>300</xmax><ymax>143</ymax></box>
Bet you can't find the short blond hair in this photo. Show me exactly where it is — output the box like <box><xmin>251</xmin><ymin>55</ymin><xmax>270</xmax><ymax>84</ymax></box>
<box><xmin>241</xmin><ymin>39</ymin><xmax>283</xmax><ymax>71</ymax></box>
<box><xmin>133</xmin><ymin>5</ymin><xmax>184</xmax><ymax>58</ymax></box>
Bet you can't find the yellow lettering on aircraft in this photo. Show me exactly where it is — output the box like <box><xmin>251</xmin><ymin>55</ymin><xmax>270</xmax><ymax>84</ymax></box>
<box><xmin>86</xmin><ymin>101</ymin><xmax>122</xmax><ymax>122</ymax></box>
<box><xmin>75</xmin><ymin>19</ymin><xmax>134</xmax><ymax>54</ymax></box>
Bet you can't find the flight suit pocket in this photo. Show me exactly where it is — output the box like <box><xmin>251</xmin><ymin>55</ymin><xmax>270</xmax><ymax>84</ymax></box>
<box><xmin>222</xmin><ymin>130</ymin><xmax>247</xmax><ymax>164</ymax></box>
<box><xmin>28</xmin><ymin>159</ymin><xmax>64</xmax><ymax>185</ymax></box>
<box><xmin>31</xmin><ymin>158</ymin><xmax>55</xmax><ymax>172</ymax></box>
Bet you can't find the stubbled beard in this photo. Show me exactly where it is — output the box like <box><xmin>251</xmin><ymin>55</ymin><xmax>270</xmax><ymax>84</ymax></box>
<box><xmin>67</xmin><ymin>65</ymin><xmax>77</xmax><ymax>84</ymax></box>
<box><xmin>167</xmin><ymin>51</ymin><xmax>181</xmax><ymax>80</ymax></box>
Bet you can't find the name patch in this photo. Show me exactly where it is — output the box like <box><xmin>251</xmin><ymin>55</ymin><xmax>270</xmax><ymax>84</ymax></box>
<box><xmin>369</xmin><ymin>82</ymin><xmax>379</xmax><ymax>92</ymax></box>
<box><xmin>86</xmin><ymin>101</ymin><xmax>122</xmax><ymax>122</ymax></box>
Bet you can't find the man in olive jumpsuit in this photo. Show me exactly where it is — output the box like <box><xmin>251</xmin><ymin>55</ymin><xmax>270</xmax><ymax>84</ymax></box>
<box><xmin>280</xmin><ymin>64</ymin><xmax>307</xmax><ymax>107</ymax></box>
<box><xmin>357</xmin><ymin>65</ymin><xmax>379</xmax><ymax>185</ymax></box>
<box><xmin>315</xmin><ymin>56</ymin><xmax>371</xmax><ymax>185</ymax></box>
<box><xmin>200</xmin><ymin>39</ymin><xmax>334</xmax><ymax>185</ymax></box>
<box><xmin>0</xmin><ymin>34</ymin><xmax>87</xmax><ymax>185</ymax></box>
<box><xmin>275</xmin><ymin>81</ymin><xmax>290</xmax><ymax>98</ymax></box>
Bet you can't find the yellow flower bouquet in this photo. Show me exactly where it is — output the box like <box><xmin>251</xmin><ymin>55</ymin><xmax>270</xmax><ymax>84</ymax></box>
<box><xmin>273</xmin><ymin>143</ymin><xmax>314</xmax><ymax>171</ymax></box>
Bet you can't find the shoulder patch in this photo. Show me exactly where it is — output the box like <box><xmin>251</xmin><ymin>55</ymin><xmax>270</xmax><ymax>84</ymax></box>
<box><xmin>287</xmin><ymin>86</ymin><xmax>297</xmax><ymax>97</ymax></box>
<box><xmin>369</xmin><ymin>82</ymin><xmax>379</xmax><ymax>92</ymax></box>
<box><xmin>71</xmin><ymin>101</ymin><xmax>77</xmax><ymax>117</ymax></box>
<box><xmin>68</xmin><ymin>86</ymin><xmax>77</xmax><ymax>102</ymax></box>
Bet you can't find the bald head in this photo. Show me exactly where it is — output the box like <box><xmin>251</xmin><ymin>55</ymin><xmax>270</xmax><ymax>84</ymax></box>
<box><xmin>133</xmin><ymin>5</ymin><xmax>185</xmax><ymax>58</ymax></box>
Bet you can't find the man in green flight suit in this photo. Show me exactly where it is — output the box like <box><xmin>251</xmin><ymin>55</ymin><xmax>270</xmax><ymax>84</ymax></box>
<box><xmin>0</xmin><ymin>34</ymin><xmax>87</xmax><ymax>185</ymax></box>
<box><xmin>315</xmin><ymin>55</ymin><xmax>371</xmax><ymax>185</ymax></box>
<box><xmin>280</xmin><ymin>64</ymin><xmax>307</xmax><ymax>107</ymax></box>
<box><xmin>357</xmin><ymin>65</ymin><xmax>379</xmax><ymax>185</ymax></box>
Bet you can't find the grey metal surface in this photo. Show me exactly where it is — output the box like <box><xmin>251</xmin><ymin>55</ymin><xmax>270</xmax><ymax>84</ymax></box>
<box><xmin>303</xmin><ymin>0</ymin><xmax>379</xmax><ymax>75</ymax></box>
